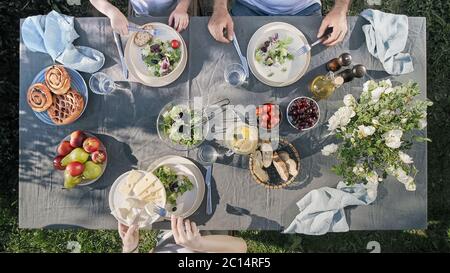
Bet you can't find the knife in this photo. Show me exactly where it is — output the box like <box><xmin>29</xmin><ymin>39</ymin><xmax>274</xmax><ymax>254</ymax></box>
<box><xmin>113</xmin><ymin>32</ymin><xmax>128</xmax><ymax>79</ymax></box>
<box><xmin>205</xmin><ymin>165</ymin><xmax>213</xmax><ymax>215</ymax></box>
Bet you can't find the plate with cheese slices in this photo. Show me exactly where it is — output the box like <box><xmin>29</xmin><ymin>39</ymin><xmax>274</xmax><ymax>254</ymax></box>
<box><xmin>109</xmin><ymin>170</ymin><xmax>166</xmax><ymax>227</ymax></box>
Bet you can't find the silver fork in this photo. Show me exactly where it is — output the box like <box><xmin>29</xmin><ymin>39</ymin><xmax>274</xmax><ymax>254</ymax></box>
<box><xmin>294</xmin><ymin>26</ymin><xmax>334</xmax><ymax>56</ymax></box>
<box><xmin>128</xmin><ymin>25</ymin><xmax>160</xmax><ymax>36</ymax></box>
<box><xmin>145</xmin><ymin>202</ymin><xmax>170</xmax><ymax>218</ymax></box>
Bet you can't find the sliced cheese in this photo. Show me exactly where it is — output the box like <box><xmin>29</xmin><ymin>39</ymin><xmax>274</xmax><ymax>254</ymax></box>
<box><xmin>133</xmin><ymin>172</ymin><xmax>159</xmax><ymax>197</ymax></box>
<box><xmin>118</xmin><ymin>170</ymin><xmax>143</xmax><ymax>196</ymax></box>
<box><xmin>139</xmin><ymin>187</ymin><xmax>164</xmax><ymax>203</ymax></box>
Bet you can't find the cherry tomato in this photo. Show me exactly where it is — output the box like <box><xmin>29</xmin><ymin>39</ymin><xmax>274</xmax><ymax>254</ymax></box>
<box><xmin>256</xmin><ymin>106</ymin><xmax>261</xmax><ymax>116</ymax></box>
<box><xmin>271</xmin><ymin>116</ymin><xmax>280</xmax><ymax>126</ymax></box>
<box><xmin>260</xmin><ymin>120</ymin><xmax>268</xmax><ymax>129</ymax></box>
<box><xmin>171</xmin><ymin>39</ymin><xmax>180</xmax><ymax>49</ymax></box>
<box><xmin>262</xmin><ymin>104</ymin><xmax>271</xmax><ymax>113</ymax></box>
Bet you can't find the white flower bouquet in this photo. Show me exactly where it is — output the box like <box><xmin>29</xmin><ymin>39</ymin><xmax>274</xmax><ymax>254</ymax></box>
<box><xmin>322</xmin><ymin>79</ymin><xmax>432</xmax><ymax>191</ymax></box>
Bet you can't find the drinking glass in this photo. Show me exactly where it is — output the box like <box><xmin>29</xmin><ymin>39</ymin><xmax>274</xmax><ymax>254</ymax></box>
<box><xmin>89</xmin><ymin>72</ymin><xmax>117</xmax><ymax>95</ymax></box>
<box><xmin>224</xmin><ymin>63</ymin><xmax>246</xmax><ymax>87</ymax></box>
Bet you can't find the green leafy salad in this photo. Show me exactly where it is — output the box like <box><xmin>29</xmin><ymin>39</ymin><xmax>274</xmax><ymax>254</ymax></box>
<box><xmin>153</xmin><ymin>166</ymin><xmax>193</xmax><ymax>206</ymax></box>
<box><xmin>141</xmin><ymin>39</ymin><xmax>181</xmax><ymax>77</ymax></box>
<box><xmin>255</xmin><ymin>33</ymin><xmax>294</xmax><ymax>72</ymax></box>
<box><xmin>161</xmin><ymin>104</ymin><xmax>203</xmax><ymax>148</ymax></box>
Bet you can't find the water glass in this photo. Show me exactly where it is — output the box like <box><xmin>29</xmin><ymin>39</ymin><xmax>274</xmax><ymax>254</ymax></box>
<box><xmin>89</xmin><ymin>72</ymin><xmax>117</xmax><ymax>95</ymax></box>
<box><xmin>224</xmin><ymin>63</ymin><xmax>246</xmax><ymax>87</ymax></box>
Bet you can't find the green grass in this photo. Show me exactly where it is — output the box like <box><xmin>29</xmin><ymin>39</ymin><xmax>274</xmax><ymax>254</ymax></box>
<box><xmin>1</xmin><ymin>0</ymin><xmax>449</xmax><ymax>253</ymax></box>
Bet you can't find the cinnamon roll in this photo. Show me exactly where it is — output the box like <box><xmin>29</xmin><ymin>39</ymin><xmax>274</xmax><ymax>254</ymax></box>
<box><xmin>45</xmin><ymin>65</ymin><xmax>71</xmax><ymax>95</ymax></box>
<box><xmin>27</xmin><ymin>83</ymin><xmax>53</xmax><ymax>112</ymax></box>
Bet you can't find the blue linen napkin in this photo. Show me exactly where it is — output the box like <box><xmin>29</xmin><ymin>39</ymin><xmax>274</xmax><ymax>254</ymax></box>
<box><xmin>283</xmin><ymin>181</ymin><xmax>378</xmax><ymax>235</ymax></box>
<box><xmin>21</xmin><ymin>10</ymin><xmax>105</xmax><ymax>73</ymax></box>
<box><xmin>360</xmin><ymin>9</ymin><xmax>414</xmax><ymax>75</ymax></box>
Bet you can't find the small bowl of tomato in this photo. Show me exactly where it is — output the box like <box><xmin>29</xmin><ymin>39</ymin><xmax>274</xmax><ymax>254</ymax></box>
<box><xmin>256</xmin><ymin>103</ymin><xmax>282</xmax><ymax>130</ymax></box>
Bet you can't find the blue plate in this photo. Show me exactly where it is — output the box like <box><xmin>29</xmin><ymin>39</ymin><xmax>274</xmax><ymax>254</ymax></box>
<box><xmin>30</xmin><ymin>66</ymin><xmax>88</xmax><ymax>126</ymax></box>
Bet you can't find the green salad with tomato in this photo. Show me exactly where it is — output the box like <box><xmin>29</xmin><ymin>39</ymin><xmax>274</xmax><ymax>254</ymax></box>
<box><xmin>141</xmin><ymin>39</ymin><xmax>181</xmax><ymax>77</ymax></box>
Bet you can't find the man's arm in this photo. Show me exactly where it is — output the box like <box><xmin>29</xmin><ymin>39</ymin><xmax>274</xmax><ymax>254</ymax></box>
<box><xmin>317</xmin><ymin>0</ymin><xmax>351</xmax><ymax>46</ymax></box>
<box><xmin>208</xmin><ymin>0</ymin><xmax>235</xmax><ymax>43</ymax></box>
<box><xmin>90</xmin><ymin>0</ymin><xmax>129</xmax><ymax>35</ymax></box>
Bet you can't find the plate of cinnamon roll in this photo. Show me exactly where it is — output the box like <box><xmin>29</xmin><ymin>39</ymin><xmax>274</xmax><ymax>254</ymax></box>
<box><xmin>27</xmin><ymin>65</ymin><xmax>88</xmax><ymax>126</ymax></box>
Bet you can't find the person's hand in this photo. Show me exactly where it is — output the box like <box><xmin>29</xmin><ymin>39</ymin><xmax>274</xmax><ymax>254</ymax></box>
<box><xmin>169</xmin><ymin>6</ymin><xmax>189</xmax><ymax>32</ymax></box>
<box><xmin>118</xmin><ymin>223</ymin><xmax>139</xmax><ymax>253</ymax></box>
<box><xmin>317</xmin><ymin>6</ymin><xmax>348</xmax><ymax>46</ymax></box>
<box><xmin>208</xmin><ymin>6</ymin><xmax>234</xmax><ymax>43</ymax></box>
<box><xmin>109</xmin><ymin>8</ymin><xmax>129</xmax><ymax>35</ymax></box>
<box><xmin>172</xmin><ymin>215</ymin><xmax>204</xmax><ymax>251</ymax></box>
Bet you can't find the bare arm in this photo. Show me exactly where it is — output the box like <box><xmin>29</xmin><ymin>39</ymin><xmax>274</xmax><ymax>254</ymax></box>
<box><xmin>317</xmin><ymin>0</ymin><xmax>351</xmax><ymax>46</ymax></box>
<box><xmin>169</xmin><ymin>0</ymin><xmax>192</xmax><ymax>32</ymax></box>
<box><xmin>197</xmin><ymin>235</ymin><xmax>248</xmax><ymax>253</ymax></box>
<box><xmin>90</xmin><ymin>0</ymin><xmax>129</xmax><ymax>35</ymax></box>
<box><xmin>172</xmin><ymin>216</ymin><xmax>247</xmax><ymax>253</ymax></box>
<box><xmin>208</xmin><ymin>0</ymin><xmax>235</xmax><ymax>43</ymax></box>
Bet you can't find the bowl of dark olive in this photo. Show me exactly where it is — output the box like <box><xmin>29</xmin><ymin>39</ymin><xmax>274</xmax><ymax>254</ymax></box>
<box><xmin>286</xmin><ymin>96</ymin><xmax>320</xmax><ymax>131</ymax></box>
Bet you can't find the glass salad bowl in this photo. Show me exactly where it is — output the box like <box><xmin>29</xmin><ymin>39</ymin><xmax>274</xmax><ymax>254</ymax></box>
<box><xmin>156</xmin><ymin>99</ymin><xmax>209</xmax><ymax>151</ymax></box>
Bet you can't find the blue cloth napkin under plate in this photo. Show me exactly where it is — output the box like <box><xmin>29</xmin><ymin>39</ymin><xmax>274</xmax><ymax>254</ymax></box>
<box><xmin>283</xmin><ymin>181</ymin><xmax>378</xmax><ymax>235</ymax></box>
<box><xmin>360</xmin><ymin>9</ymin><xmax>414</xmax><ymax>75</ymax></box>
<box><xmin>21</xmin><ymin>10</ymin><xmax>105</xmax><ymax>73</ymax></box>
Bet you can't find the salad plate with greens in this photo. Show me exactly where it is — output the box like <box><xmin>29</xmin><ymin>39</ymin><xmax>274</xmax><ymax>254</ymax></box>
<box><xmin>124</xmin><ymin>22</ymin><xmax>187</xmax><ymax>87</ymax></box>
<box><xmin>157</xmin><ymin>99</ymin><xmax>208</xmax><ymax>151</ymax></box>
<box><xmin>148</xmin><ymin>156</ymin><xmax>205</xmax><ymax>217</ymax></box>
<box><xmin>247</xmin><ymin>22</ymin><xmax>310</xmax><ymax>87</ymax></box>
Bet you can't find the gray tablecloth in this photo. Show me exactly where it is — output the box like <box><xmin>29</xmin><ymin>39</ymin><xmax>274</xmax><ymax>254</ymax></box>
<box><xmin>19</xmin><ymin>16</ymin><xmax>427</xmax><ymax>230</ymax></box>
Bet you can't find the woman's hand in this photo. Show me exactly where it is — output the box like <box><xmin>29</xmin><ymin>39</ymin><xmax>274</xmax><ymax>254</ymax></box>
<box><xmin>171</xmin><ymin>216</ymin><xmax>204</xmax><ymax>251</ymax></box>
<box><xmin>317</xmin><ymin>5</ymin><xmax>348</xmax><ymax>46</ymax></box>
<box><xmin>118</xmin><ymin>223</ymin><xmax>139</xmax><ymax>253</ymax></box>
<box><xmin>108</xmin><ymin>8</ymin><xmax>129</xmax><ymax>35</ymax></box>
<box><xmin>208</xmin><ymin>6</ymin><xmax>234</xmax><ymax>43</ymax></box>
<box><xmin>169</xmin><ymin>5</ymin><xmax>189</xmax><ymax>32</ymax></box>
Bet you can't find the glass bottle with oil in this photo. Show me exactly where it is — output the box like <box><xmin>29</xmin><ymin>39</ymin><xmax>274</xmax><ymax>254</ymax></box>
<box><xmin>310</xmin><ymin>64</ymin><xmax>367</xmax><ymax>100</ymax></box>
<box><xmin>310</xmin><ymin>72</ymin><xmax>344</xmax><ymax>100</ymax></box>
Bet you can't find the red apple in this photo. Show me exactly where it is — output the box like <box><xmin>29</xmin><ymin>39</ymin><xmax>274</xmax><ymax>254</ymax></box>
<box><xmin>83</xmin><ymin>137</ymin><xmax>101</xmax><ymax>153</ymax></box>
<box><xmin>57</xmin><ymin>141</ymin><xmax>73</xmax><ymax>156</ymax></box>
<box><xmin>53</xmin><ymin>155</ymin><xmax>65</xmax><ymax>170</ymax></box>
<box><xmin>66</xmin><ymin>161</ymin><xmax>85</xmax><ymax>177</ymax></box>
<box><xmin>91</xmin><ymin>150</ymin><xmax>106</xmax><ymax>164</ymax></box>
<box><xmin>70</xmin><ymin>130</ymin><xmax>86</xmax><ymax>148</ymax></box>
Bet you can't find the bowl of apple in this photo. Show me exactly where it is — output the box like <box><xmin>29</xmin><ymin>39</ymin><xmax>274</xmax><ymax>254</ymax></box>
<box><xmin>53</xmin><ymin>130</ymin><xmax>108</xmax><ymax>189</ymax></box>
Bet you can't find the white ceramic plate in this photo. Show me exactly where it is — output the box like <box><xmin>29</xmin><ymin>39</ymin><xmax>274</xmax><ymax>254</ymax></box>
<box><xmin>147</xmin><ymin>155</ymin><xmax>205</xmax><ymax>218</ymax></box>
<box><xmin>109</xmin><ymin>170</ymin><xmax>167</xmax><ymax>228</ymax></box>
<box><xmin>247</xmin><ymin>22</ymin><xmax>310</xmax><ymax>87</ymax></box>
<box><xmin>124</xmin><ymin>22</ymin><xmax>188</xmax><ymax>87</ymax></box>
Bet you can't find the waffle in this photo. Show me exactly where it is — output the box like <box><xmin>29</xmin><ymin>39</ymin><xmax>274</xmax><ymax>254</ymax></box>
<box><xmin>47</xmin><ymin>88</ymin><xmax>84</xmax><ymax>125</ymax></box>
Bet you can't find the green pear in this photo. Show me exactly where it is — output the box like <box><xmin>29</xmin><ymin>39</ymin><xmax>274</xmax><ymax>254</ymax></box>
<box><xmin>64</xmin><ymin>170</ymin><xmax>82</xmax><ymax>189</ymax></box>
<box><xmin>61</xmin><ymin>148</ymin><xmax>89</xmax><ymax>166</ymax></box>
<box><xmin>82</xmin><ymin>161</ymin><xmax>102</xmax><ymax>180</ymax></box>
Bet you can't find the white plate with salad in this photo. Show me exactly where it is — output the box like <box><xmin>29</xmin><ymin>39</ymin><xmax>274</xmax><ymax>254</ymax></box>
<box><xmin>247</xmin><ymin>22</ymin><xmax>310</xmax><ymax>87</ymax></box>
<box><xmin>124</xmin><ymin>22</ymin><xmax>188</xmax><ymax>87</ymax></box>
<box><xmin>147</xmin><ymin>155</ymin><xmax>205</xmax><ymax>218</ymax></box>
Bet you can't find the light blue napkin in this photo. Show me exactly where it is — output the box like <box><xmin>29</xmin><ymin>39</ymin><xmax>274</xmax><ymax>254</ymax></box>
<box><xmin>283</xmin><ymin>182</ymin><xmax>377</xmax><ymax>235</ymax></box>
<box><xmin>360</xmin><ymin>9</ymin><xmax>414</xmax><ymax>75</ymax></box>
<box><xmin>21</xmin><ymin>10</ymin><xmax>105</xmax><ymax>73</ymax></box>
